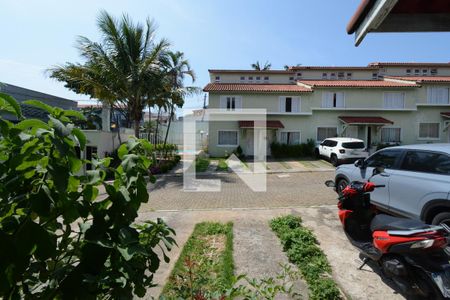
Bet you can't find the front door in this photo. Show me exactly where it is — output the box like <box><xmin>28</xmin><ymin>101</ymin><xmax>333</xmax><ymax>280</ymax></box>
<box><xmin>246</xmin><ymin>129</ymin><xmax>254</xmax><ymax>156</ymax></box>
<box><xmin>245</xmin><ymin>129</ymin><xmax>271</xmax><ymax>157</ymax></box>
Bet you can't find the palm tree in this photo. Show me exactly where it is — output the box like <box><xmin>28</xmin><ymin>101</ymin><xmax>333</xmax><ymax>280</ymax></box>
<box><xmin>251</xmin><ymin>61</ymin><xmax>271</xmax><ymax>71</ymax></box>
<box><xmin>50</xmin><ymin>10</ymin><xmax>169</xmax><ymax>137</ymax></box>
<box><xmin>161</xmin><ymin>51</ymin><xmax>196</xmax><ymax>154</ymax></box>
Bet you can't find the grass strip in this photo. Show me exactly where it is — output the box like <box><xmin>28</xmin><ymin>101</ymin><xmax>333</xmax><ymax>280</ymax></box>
<box><xmin>161</xmin><ymin>222</ymin><xmax>234</xmax><ymax>299</ymax></box>
<box><xmin>270</xmin><ymin>215</ymin><xmax>341</xmax><ymax>300</ymax></box>
<box><xmin>195</xmin><ymin>157</ymin><xmax>210</xmax><ymax>172</ymax></box>
<box><xmin>216</xmin><ymin>159</ymin><xmax>228</xmax><ymax>171</ymax></box>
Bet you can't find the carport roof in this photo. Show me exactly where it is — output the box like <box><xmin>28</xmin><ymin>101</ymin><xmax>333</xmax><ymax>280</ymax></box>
<box><xmin>339</xmin><ymin>116</ymin><xmax>394</xmax><ymax>125</ymax></box>
<box><xmin>441</xmin><ymin>112</ymin><xmax>450</xmax><ymax>118</ymax></box>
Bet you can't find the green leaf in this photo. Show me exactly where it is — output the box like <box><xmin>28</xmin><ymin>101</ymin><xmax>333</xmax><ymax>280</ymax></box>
<box><xmin>117</xmin><ymin>143</ymin><xmax>128</xmax><ymax>160</ymax></box>
<box><xmin>72</xmin><ymin>128</ymin><xmax>86</xmax><ymax>149</ymax></box>
<box><xmin>63</xmin><ymin>110</ymin><xmax>86</xmax><ymax>120</ymax></box>
<box><xmin>0</xmin><ymin>92</ymin><xmax>22</xmax><ymax>118</ymax></box>
<box><xmin>68</xmin><ymin>156</ymin><xmax>82</xmax><ymax>173</ymax></box>
<box><xmin>118</xmin><ymin>227</ymin><xmax>139</xmax><ymax>245</ymax></box>
<box><xmin>23</xmin><ymin>99</ymin><xmax>54</xmax><ymax>114</ymax></box>
<box><xmin>49</xmin><ymin>115</ymin><xmax>70</xmax><ymax>137</ymax></box>
<box><xmin>15</xmin><ymin>119</ymin><xmax>50</xmax><ymax>131</ymax></box>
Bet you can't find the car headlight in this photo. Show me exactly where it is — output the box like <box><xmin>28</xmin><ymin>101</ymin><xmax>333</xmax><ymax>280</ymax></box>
<box><xmin>410</xmin><ymin>239</ymin><xmax>435</xmax><ymax>249</ymax></box>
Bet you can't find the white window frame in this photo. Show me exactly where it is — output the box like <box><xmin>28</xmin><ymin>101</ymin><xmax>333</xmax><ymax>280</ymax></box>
<box><xmin>217</xmin><ymin>130</ymin><xmax>239</xmax><ymax>147</ymax></box>
<box><xmin>380</xmin><ymin>127</ymin><xmax>402</xmax><ymax>143</ymax></box>
<box><xmin>248</xmin><ymin>76</ymin><xmax>253</xmax><ymax>83</ymax></box>
<box><xmin>263</xmin><ymin>76</ymin><xmax>269</xmax><ymax>82</ymax></box>
<box><xmin>219</xmin><ymin>96</ymin><xmax>242</xmax><ymax>111</ymax></box>
<box><xmin>316</xmin><ymin>126</ymin><xmax>338</xmax><ymax>142</ymax></box>
<box><xmin>279</xmin><ymin>96</ymin><xmax>301</xmax><ymax>113</ymax></box>
<box><xmin>322</xmin><ymin>92</ymin><xmax>345</xmax><ymax>108</ymax></box>
<box><xmin>240</xmin><ymin>76</ymin><xmax>245</xmax><ymax>83</ymax></box>
<box><xmin>383</xmin><ymin>92</ymin><xmax>405</xmax><ymax>109</ymax></box>
<box><xmin>427</xmin><ymin>87</ymin><xmax>450</xmax><ymax>104</ymax></box>
<box><xmin>418</xmin><ymin>122</ymin><xmax>440</xmax><ymax>140</ymax></box>
<box><xmin>215</xmin><ymin>76</ymin><xmax>220</xmax><ymax>83</ymax></box>
<box><xmin>279</xmin><ymin>130</ymin><xmax>301</xmax><ymax>145</ymax></box>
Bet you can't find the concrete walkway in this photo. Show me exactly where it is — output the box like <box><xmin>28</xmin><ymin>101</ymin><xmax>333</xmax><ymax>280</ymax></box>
<box><xmin>138</xmin><ymin>207</ymin><xmax>405</xmax><ymax>300</ymax></box>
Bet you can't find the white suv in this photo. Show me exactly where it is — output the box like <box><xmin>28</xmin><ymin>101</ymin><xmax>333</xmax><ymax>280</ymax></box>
<box><xmin>316</xmin><ymin>137</ymin><xmax>369</xmax><ymax>166</ymax></box>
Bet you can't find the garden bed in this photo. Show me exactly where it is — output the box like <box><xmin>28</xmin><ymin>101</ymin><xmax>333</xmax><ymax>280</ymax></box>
<box><xmin>161</xmin><ymin>222</ymin><xmax>234</xmax><ymax>299</ymax></box>
<box><xmin>270</xmin><ymin>215</ymin><xmax>342</xmax><ymax>300</ymax></box>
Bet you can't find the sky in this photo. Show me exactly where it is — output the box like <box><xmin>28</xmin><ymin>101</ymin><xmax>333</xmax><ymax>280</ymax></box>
<box><xmin>2</xmin><ymin>0</ymin><xmax>450</xmax><ymax>115</ymax></box>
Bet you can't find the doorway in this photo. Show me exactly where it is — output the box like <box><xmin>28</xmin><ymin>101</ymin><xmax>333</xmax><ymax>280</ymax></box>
<box><xmin>367</xmin><ymin>126</ymin><xmax>372</xmax><ymax>150</ymax></box>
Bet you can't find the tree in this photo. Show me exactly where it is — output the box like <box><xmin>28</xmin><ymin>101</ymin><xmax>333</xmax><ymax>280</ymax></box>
<box><xmin>251</xmin><ymin>61</ymin><xmax>271</xmax><ymax>71</ymax></box>
<box><xmin>161</xmin><ymin>51</ymin><xmax>196</xmax><ymax>154</ymax></box>
<box><xmin>50</xmin><ymin>10</ymin><xmax>169</xmax><ymax>137</ymax></box>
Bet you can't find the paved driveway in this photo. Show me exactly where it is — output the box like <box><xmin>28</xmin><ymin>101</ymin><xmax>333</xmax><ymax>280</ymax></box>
<box><xmin>141</xmin><ymin>171</ymin><xmax>337</xmax><ymax>211</ymax></box>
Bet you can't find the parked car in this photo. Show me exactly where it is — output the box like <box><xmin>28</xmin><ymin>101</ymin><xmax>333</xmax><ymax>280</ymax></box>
<box><xmin>315</xmin><ymin>137</ymin><xmax>369</xmax><ymax>166</ymax></box>
<box><xmin>334</xmin><ymin>144</ymin><xmax>450</xmax><ymax>226</ymax></box>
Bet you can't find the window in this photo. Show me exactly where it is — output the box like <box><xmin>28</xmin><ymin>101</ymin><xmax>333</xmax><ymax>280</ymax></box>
<box><xmin>342</xmin><ymin>142</ymin><xmax>365</xmax><ymax>149</ymax></box>
<box><xmin>414</xmin><ymin>69</ymin><xmax>420</xmax><ymax>75</ymax></box>
<box><xmin>419</xmin><ymin>123</ymin><xmax>439</xmax><ymax>139</ymax></box>
<box><xmin>248</xmin><ymin>76</ymin><xmax>253</xmax><ymax>82</ymax></box>
<box><xmin>256</xmin><ymin>76</ymin><xmax>261</xmax><ymax>81</ymax></box>
<box><xmin>289</xmin><ymin>76</ymin><xmax>295</xmax><ymax>81</ymax></box>
<box><xmin>431</xmin><ymin>69</ymin><xmax>438</xmax><ymax>75</ymax></box>
<box><xmin>86</xmin><ymin>146</ymin><xmax>98</xmax><ymax>170</ymax></box>
<box><xmin>406</xmin><ymin>69</ymin><xmax>411</xmax><ymax>75</ymax></box>
<box><xmin>220</xmin><ymin>96</ymin><xmax>242</xmax><ymax>110</ymax></box>
<box><xmin>296</xmin><ymin>72</ymin><xmax>302</xmax><ymax>78</ymax></box>
<box><xmin>383</xmin><ymin>92</ymin><xmax>405</xmax><ymax>109</ymax></box>
<box><xmin>264</xmin><ymin>76</ymin><xmax>269</xmax><ymax>82</ymax></box>
<box><xmin>381</xmin><ymin>128</ymin><xmax>401</xmax><ymax>143</ymax></box>
<box><xmin>215</xmin><ymin>76</ymin><xmax>220</xmax><ymax>82</ymax></box>
<box><xmin>280</xmin><ymin>131</ymin><xmax>300</xmax><ymax>145</ymax></box>
<box><xmin>365</xmin><ymin>149</ymin><xmax>402</xmax><ymax>169</ymax></box>
<box><xmin>322</xmin><ymin>92</ymin><xmax>345</xmax><ymax>108</ymax></box>
<box><xmin>279</xmin><ymin>96</ymin><xmax>300</xmax><ymax>112</ymax></box>
<box><xmin>240</xmin><ymin>76</ymin><xmax>245</xmax><ymax>82</ymax></box>
<box><xmin>338</xmin><ymin>72</ymin><xmax>345</xmax><ymax>79</ymax></box>
<box><xmin>317</xmin><ymin>127</ymin><xmax>337</xmax><ymax>141</ymax></box>
<box><xmin>422</xmin><ymin>69</ymin><xmax>428</xmax><ymax>75</ymax></box>
<box><xmin>330</xmin><ymin>73</ymin><xmax>336</xmax><ymax>79</ymax></box>
<box><xmin>427</xmin><ymin>87</ymin><xmax>449</xmax><ymax>104</ymax></box>
<box><xmin>218</xmin><ymin>131</ymin><xmax>238</xmax><ymax>146</ymax></box>
<box><xmin>372</xmin><ymin>72</ymin><xmax>378</xmax><ymax>79</ymax></box>
<box><xmin>346</xmin><ymin>72</ymin><xmax>352</xmax><ymax>79</ymax></box>
<box><xmin>401</xmin><ymin>151</ymin><xmax>450</xmax><ymax>175</ymax></box>
<box><xmin>322</xmin><ymin>73</ymin><xmax>328</xmax><ymax>79</ymax></box>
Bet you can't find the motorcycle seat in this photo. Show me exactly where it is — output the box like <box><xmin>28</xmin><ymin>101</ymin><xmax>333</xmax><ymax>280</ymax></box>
<box><xmin>370</xmin><ymin>214</ymin><xmax>431</xmax><ymax>232</ymax></box>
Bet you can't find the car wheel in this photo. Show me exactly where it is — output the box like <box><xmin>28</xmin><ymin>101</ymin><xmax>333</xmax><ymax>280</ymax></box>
<box><xmin>315</xmin><ymin>149</ymin><xmax>320</xmax><ymax>159</ymax></box>
<box><xmin>431</xmin><ymin>212</ymin><xmax>450</xmax><ymax>227</ymax></box>
<box><xmin>336</xmin><ymin>178</ymin><xmax>349</xmax><ymax>195</ymax></box>
<box><xmin>330</xmin><ymin>154</ymin><xmax>338</xmax><ymax>166</ymax></box>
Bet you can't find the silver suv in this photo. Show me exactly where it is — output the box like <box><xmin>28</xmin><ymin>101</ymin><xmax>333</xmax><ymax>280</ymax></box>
<box><xmin>334</xmin><ymin>144</ymin><xmax>450</xmax><ymax>226</ymax></box>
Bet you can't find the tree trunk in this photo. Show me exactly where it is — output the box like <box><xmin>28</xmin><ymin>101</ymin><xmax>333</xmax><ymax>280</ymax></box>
<box><xmin>147</xmin><ymin>105</ymin><xmax>152</xmax><ymax>141</ymax></box>
<box><xmin>154</xmin><ymin>107</ymin><xmax>161</xmax><ymax>144</ymax></box>
<box><xmin>163</xmin><ymin>103</ymin><xmax>174</xmax><ymax>159</ymax></box>
<box><xmin>134</xmin><ymin>119</ymin><xmax>140</xmax><ymax>138</ymax></box>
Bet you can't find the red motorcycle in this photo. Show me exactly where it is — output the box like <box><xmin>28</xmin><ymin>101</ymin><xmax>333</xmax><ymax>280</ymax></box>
<box><xmin>325</xmin><ymin>167</ymin><xmax>450</xmax><ymax>299</ymax></box>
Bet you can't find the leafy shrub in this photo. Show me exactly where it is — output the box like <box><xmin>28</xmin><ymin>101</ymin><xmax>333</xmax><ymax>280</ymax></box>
<box><xmin>0</xmin><ymin>94</ymin><xmax>176</xmax><ymax>299</ymax></box>
<box><xmin>270</xmin><ymin>215</ymin><xmax>341</xmax><ymax>300</ymax></box>
<box><xmin>195</xmin><ymin>157</ymin><xmax>210</xmax><ymax>172</ymax></box>
<box><xmin>376</xmin><ymin>142</ymin><xmax>400</xmax><ymax>151</ymax></box>
<box><xmin>270</xmin><ymin>138</ymin><xmax>316</xmax><ymax>158</ymax></box>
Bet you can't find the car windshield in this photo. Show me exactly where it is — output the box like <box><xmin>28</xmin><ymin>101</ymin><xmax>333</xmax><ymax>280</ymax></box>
<box><xmin>342</xmin><ymin>142</ymin><xmax>365</xmax><ymax>149</ymax></box>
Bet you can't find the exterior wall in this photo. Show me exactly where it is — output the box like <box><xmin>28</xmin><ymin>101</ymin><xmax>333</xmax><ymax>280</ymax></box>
<box><xmin>82</xmin><ymin>128</ymin><xmax>134</xmax><ymax>158</ymax></box>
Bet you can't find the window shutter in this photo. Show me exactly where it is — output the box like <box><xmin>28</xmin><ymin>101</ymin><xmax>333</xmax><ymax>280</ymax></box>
<box><xmin>322</xmin><ymin>92</ymin><xmax>333</xmax><ymax>108</ymax></box>
<box><xmin>280</xmin><ymin>132</ymin><xmax>288</xmax><ymax>144</ymax></box>
<box><xmin>336</xmin><ymin>93</ymin><xmax>344</xmax><ymax>107</ymax></box>
<box><xmin>292</xmin><ymin>132</ymin><xmax>300</xmax><ymax>144</ymax></box>
<box><xmin>235</xmin><ymin>96</ymin><xmax>242</xmax><ymax>109</ymax></box>
<box><xmin>292</xmin><ymin>97</ymin><xmax>300</xmax><ymax>112</ymax></box>
<box><xmin>219</xmin><ymin>96</ymin><xmax>227</xmax><ymax>109</ymax></box>
<box><xmin>279</xmin><ymin>97</ymin><xmax>286</xmax><ymax>112</ymax></box>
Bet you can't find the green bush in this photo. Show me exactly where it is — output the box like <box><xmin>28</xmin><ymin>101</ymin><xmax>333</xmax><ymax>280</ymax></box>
<box><xmin>195</xmin><ymin>157</ymin><xmax>210</xmax><ymax>172</ymax></box>
<box><xmin>0</xmin><ymin>94</ymin><xmax>176</xmax><ymax>299</ymax></box>
<box><xmin>270</xmin><ymin>215</ymin><xmax>341</xmax><ymax>300</ymax></box>
<box><xmin>270</xmin><ymin>139</ymin><xmax>316</xmax><ymax>158</ymax></box>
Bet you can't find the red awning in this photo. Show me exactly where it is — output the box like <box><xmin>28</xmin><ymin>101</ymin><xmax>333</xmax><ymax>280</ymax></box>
<box><xmin>339</xmin><ymin>116</ymin><xmax>394</xmax><ymax>125</ymax></box>
<box><xmin>441</xmin><ymin>112</ymin><xmax>450</xmax><ymax>118</ymax></box>
<box><xmin>238</xmin><ymin>120</ymin><xmax>284</xmax><ymax>129</ymax></box>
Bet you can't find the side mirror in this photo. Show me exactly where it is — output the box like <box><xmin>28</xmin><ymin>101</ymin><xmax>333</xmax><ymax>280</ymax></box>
<box><xmin>324</xmin><ymin>180</ymin><xmax>335</xmax><ymax>187</ymax></box>
<box><xmin>372</xmin><ymin>166</ymin><xmax>385</xmax><ymax>176</ymax></box>
<box><xmin>354</xmin><ymin>159</ymin><xmax>365</xmax><ymax>168</ymax></box>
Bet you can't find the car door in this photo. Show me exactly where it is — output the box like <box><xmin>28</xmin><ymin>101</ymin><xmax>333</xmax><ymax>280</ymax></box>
<box><xmin>351</xmin><ymin>149</ymin><xmax>403</xmax><ymax>210</ymax></box>
<box><xmin>388</xmin><ymin>151</ymin><xmax>450</xmax><ymax>220</ymax></box>
<box><xmin>320</xmin><ymin>140</ymin><xmax>330</xmax><ymax>157</ymax></box>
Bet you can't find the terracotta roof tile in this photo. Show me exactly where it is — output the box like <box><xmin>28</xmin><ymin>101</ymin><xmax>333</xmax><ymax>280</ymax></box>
<box><xmin>368</xmin><ymin>62</ymin><xmax>450</xmax><ymax>67</ymax></box>
<box><xmin>339</xmin><ymin>116</ymin><xmax>394</xmax><ymax>124</ymax></box>
<box><xmin>297</xmin><ymin>80</ymin><xmax>419</xmax><ymax>88</ymax></box>
<box><xmin>203</xmin><ymin>83</ymin><xmax>312</xmax><ymax>93</ymax></box>
<box><xmin>385</xmin><ymin>76</ymin><xmax>450</xmax><ymax>83</ymax></box>
<box><xmin>441</xmin><ymin>112</ymin><xmax>450</xmax><ymax>117</ymax></box>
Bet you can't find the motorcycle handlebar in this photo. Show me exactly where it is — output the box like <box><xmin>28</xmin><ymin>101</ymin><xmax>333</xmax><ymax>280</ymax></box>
<box><xmin>373</xmin><ymin>185</ymin><xmax>386</xmax><ymax>188</ymax></box>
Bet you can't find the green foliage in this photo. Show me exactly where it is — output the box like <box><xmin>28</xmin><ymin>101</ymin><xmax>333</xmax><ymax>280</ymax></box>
<box><xmin>376</xmin><ymin>142</ymin><xmax>400</xmax><ymax>151</ymax></box>
<box><xmin>162</xmin><ymin>222</ymin><xmax>234</xmax><ymax>299</ymax></box>
<box><xmin>0</xmin><ymin>95</ymin><xmax>176</xmax><ymax>299</ymax></box>
<box><xmin>270</xmin><ymin>215</ymin><xmax>341</xmax><ymax>300</ymax></box>
<box><xmin>195</xmin><ymin>157</ymin><xmax>210</xmax><ymax>172</ymax></box>
<box><xmin>270</xmin><ymin>139</ymin><xmax>316</xmax><ymax>158</ymax></box>
<box><xmin>216</xmin><ymin>159</ymin><xmax>228</xmax><ymax>172</ymax></box>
